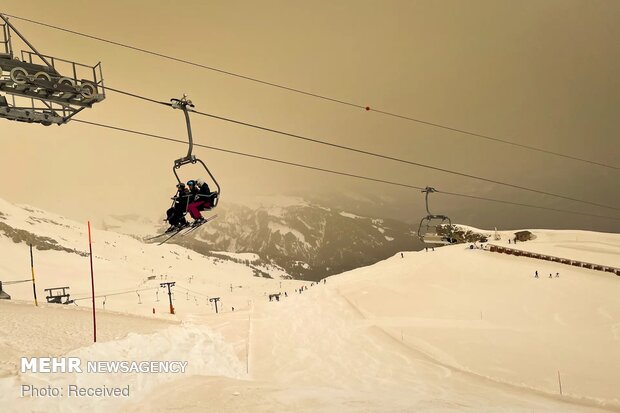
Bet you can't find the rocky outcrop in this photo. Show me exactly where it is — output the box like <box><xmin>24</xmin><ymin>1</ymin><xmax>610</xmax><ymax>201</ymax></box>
<box><xmin>437</xmin><ymin>225</ymin><xmax>489</xmax><ymax>243</ymax></box>
<box><xmin>514</xmin><ymin>230</ymin><xmax>536</xmax><ymax>242</ymax></box>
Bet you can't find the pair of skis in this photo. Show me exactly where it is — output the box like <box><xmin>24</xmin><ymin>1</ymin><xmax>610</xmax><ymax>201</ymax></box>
<box><xmin>146</xmin><ymin>214</ymin><xmax>217</xmax><ymax>245</ymax></box>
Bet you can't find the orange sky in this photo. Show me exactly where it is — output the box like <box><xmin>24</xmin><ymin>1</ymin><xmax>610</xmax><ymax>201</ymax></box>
<box><xmin>0</xmin><ymin>0</ymin><xmax>618</xmax><ymax>231</ymax></box>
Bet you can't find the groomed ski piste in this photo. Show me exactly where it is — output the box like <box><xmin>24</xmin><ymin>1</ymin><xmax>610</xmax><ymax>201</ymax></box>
<box><xmin>0</xmin><ymin>197</ymin><xmax>619</xmax><ymax>413</ymax></box>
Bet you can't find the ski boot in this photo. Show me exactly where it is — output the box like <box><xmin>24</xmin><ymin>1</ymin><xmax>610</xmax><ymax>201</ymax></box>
<box><xmin>176</xmin><ymin>220</ymin><xmax>190</xmax><ymax>230</ymax></box>
<box><xmin>192</xmin><ymin>217</ymin><xmax>206</xmax><ymax>227</ymax></box>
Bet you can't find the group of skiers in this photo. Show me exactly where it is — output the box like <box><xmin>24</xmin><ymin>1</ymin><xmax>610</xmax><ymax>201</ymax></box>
<box><xmin>534</xmin><ymin>271</ymin><xmax>560</xmax><ymax>278</ymax></box>
<box><xmin>165</xmin><ymin>179</ymin><xmax>216</xmax><ymax>232</ymax></box>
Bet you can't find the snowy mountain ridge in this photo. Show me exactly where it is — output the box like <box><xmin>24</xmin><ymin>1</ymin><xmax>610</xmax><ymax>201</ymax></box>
<box><xmin>0</xmin><ymin>196</ymin><xmax>299</xmax><ymax>316</ymax></box>
<box><xmin>104</xmin><ymin>197</ymin><xmax>423</xmax><ymax>281</ymax></box>
<box><xmin>177</xmin><ymin>200</ymin><xmax>421</xmax><ymax>281</ymax></box>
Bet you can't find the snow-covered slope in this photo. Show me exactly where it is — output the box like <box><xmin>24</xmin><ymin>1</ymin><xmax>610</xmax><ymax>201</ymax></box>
<box><xmin>136</xmin><ymin>228</ymin><xmax>620</xmax><ymax>412</ymax></box>
<box><xmin>1</xmin><ymin>199</ymin><xmax>618</xmax><ymax>412</ymax></box>
<box><xmin>325</xmin><ymin>231</ymin><xmax>620</xmax><ymax>408</ymax></box>
<box><xmin>0</xmin><ymin>197</ymin><xmax>298</xmax><ymax>318</ymax></box>
<box><xmin>492</xmin><ymin>228</ymin><xmax>620</xmax><ymax>268</ymax></box>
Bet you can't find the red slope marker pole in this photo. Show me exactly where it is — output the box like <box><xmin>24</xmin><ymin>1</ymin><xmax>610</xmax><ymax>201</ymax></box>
<box><xmin>88</xmin><ymin>221</ymin><xmax>97</xmax><ymax>343</ymax></box>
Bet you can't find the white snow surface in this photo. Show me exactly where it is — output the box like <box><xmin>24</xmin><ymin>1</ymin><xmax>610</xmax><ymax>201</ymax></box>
<box><xmin>339</xmin><ymin>211</ymin><xmax>363</xmax><ymax>219</ymax></box>
<box><xmin>0</xmin><ymin>198</ymin><xmax>619</xmax><ymax>412</ymax></box>
<box><xmin>0</xmin><ymin>303</ymin><xmax>244</xmax><ymax>413</ymax></box>
<box><xmin>493</xmin><ymin>229</ymin><xmax>620</xmax><ymax>268</ymax></box>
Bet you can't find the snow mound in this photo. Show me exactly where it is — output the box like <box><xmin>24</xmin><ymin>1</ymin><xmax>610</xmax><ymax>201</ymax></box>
<box><xmin>0</xmin><ymin>323</ymin><xmax>244</xmax><ymax>413</ymax></box>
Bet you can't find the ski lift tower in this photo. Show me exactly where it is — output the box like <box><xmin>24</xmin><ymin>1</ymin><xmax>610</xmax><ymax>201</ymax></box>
<box><xmin>0</xmin><ymin>13</ymin><xmax>105</xmax><ymax>126</ymax></box>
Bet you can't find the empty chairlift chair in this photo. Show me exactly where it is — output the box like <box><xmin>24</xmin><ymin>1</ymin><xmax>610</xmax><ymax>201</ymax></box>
<box><xmin>417</xmin><ymin>187</ymin><xmax>453</xmax><ymax>245</ymax></box>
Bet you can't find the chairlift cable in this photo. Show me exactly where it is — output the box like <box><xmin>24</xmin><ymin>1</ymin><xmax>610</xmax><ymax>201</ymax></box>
<box><xmin>189</xmin><ymin>107</ymin><xmax>620</xmax><ymax>212</ymax></box>
<box><xmin>74</xmin><ymin>119</ymin><xmax>424</xmax><ymax>191</ymax></box>
<box><xmin>99</xmin><ymin>85</ymin><xmax>169</xmax><ymax>106</ymax></box>
<box><xmin>71</xmin><ymin>286</ymin><xmax>157</xmax><ymax>301</ymax></box>
<box><xmin>1</xmin><ymin>14</ymin><xmax>362</xmax><ymax>109</ymax></box>
<box><xmin>4</xmin><ymin>13</ymin><xmax>618</xmax><ymax>172</ymax></box>
<box><xmin>1</xmin><ymin>279</ymin><xmax>32</xmax><ymax>285</ymax></box>
<box><xmin>71</xmin><ymin>119</ymin><xmax>620</xmax><ymax>222</ymax></box>
<box><xmin>176</xmin><ymin>284</ymin><xmax>210</xmax><ymax>298</ymax></box>
<box><xmin>76</xmin><ymin>85</ymin><xmax>620</xmax><ymax>212</ymax></box>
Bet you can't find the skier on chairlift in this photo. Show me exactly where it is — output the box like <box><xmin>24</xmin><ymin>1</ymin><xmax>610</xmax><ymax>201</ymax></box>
<box><xmin>165</xmin><ymin>183</ymin><xmax>191</xmax><ymax>233</ymax></box>
<box><xmin>186</xmin><ymin>180</ymin><xmax>199</xmax><ymax>196</ymax></box>
<box><xmin>187</xmin><ymin>179</ymin><xmax>215</xmax><ymax>226</ymax></box>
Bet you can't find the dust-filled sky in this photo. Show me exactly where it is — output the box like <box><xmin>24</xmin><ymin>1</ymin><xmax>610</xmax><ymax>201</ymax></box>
<box><xmin>0</xmin><ymin>0</ymin><xmax>618</xmax><ymax>232</ymax></box>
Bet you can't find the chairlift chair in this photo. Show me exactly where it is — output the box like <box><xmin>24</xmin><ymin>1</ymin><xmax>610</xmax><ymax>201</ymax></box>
<box><xmin>170</xmin><ymin>95</ymin><xmax>220</xmax><ymax>211</ymax></box>
<box><xmin>417</xmin><ymin>187</ymin><xmax>453</xmax><ymax>245</ymax></box>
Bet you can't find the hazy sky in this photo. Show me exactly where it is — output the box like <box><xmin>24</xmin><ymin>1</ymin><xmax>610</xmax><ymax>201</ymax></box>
<box><xmin>0</xmin><ymin>0</ymin><xmax>618</xmax><ymax>232</ymax></box>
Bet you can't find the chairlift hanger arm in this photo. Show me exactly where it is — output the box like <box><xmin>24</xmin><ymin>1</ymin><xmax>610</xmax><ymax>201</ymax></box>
<box><xmin>422</xmin><ymin>186</ymin><xmax>437</xmax><ymax>215</ymax></box>
<box><xmin>171</xmin><ymin>95</ymin><xmax>196</xmax><ymax>164</ymax></box>
<box><xmin>170</xmin><ymin>95</ymin><xmax>221</xmax><ymax>200</ymax></box>
<box><xmin>182</xmin><ymin>105</ymin><xmax>193</xmax><ymax>159</ymax></box>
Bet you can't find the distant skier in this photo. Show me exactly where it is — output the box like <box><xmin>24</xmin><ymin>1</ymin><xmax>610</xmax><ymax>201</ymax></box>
<box><xmin>549</xmin><ymin>273</ymin><xmax>553</xmax><ymax>278</ymax></box>
<box><xmin>535</xmin><ymin>271</ymin><xmax>539</xmax><ymax>278</ymax></box>
<box><xmin>401</xmin><ymin>253</ymin><xmax>404</xmax><ymax>258</ymax></box>
<box><xmin>508</xmin><ymin>239</ymin><xmax>511</xmax><ymax>244</ymax></box>
<box><xmin>555</xmin><ymin>272</ymin><xmax>560</xmax><ymax>278</ymax></box>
